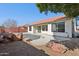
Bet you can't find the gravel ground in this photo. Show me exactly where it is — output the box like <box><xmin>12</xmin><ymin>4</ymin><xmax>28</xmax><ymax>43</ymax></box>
<box><xmin>0</xmin><ymin>41</ymin><xmax>48</xmax><ymax>56</ymax></box>
<box><xmin>33</xmin><ymin>44</ymin><xmax>79</xmax><ymax>56</ymax></box>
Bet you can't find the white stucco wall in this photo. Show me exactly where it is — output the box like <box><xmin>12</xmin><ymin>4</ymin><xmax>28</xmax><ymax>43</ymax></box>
<box><xmin>28</xmin><ymin>18</ymin><xmax>73</xmax><ymax>38</ymax></box>
<box><xmin>73</xmin><ymin>19</ymin><xmax>76</xmax><ymax>32</ymax></box>
<box><xmin>65</xmin><ymin>18</ymin><xmax>72</xmax><ymax>37</ymax></box>
<box><xmin>41</xmin><ymin>18</ymin><xmax>73</xmax><ymax>38</ymax></box>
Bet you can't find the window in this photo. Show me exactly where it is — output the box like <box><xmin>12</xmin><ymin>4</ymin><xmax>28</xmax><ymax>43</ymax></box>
<box><xmin>51</xmin><ymin>22</ymin><xmax>65</xmax><ymax>32</ymax></box>
<box><xmin>76</xmin><ymin>16</ymin><xmax>79</xmax><ymax>30</ymax></box>
<box><xmin>57</xmin><ymin>22</ymin><xmax>65</xmax><ymax>32</ymax></box>
<box><xmin>29</xmin><ymin>26</ymin><xmax>32</xmax><ymax>31</ymax></box>
<box><xmin>42</xmin><ymin>25</ymin><xmax>48</xmax><ymax>31</ymax></box>
<box><xmin>76</xmin><ymin>16</ymin><xmax>79</xmax><ymax>26</ymax></box>
<box><xmin>51</xmin><ymin>23</ymin><xmax>57</xmax><ymax>32</ymax></box>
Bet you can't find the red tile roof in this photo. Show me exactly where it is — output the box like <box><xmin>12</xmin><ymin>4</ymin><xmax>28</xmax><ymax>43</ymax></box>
<box><xmin>32</xmin><ymin>16</ymin><xmax>66</xmax><ymax>25</ymax></box>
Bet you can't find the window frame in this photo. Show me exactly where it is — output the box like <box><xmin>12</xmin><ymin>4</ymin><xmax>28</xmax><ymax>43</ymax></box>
<box><xmin>57</xmin><ymin>22</ymin><xmax>65</xmax><ymax>32</ymax></box>
<box><xmin>51</xmin><ymin>23</ymin><xmax>58</xmax><ymax>32</ymax></box>
<box><xmin>51</xmin><ymin>22</ymin><xmax>65</xmax><ymax>32</ymax></box>
<box><xmin>76</xmin><ymin>16</ymin><xmax>79</xmax><ymax>30</ymax></box>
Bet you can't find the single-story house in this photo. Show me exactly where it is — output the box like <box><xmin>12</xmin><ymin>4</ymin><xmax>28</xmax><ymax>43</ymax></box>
<box><xmin>28</xmin><ymin>16</ymin><xmax>79</xmax><ymax>38</ymax></box>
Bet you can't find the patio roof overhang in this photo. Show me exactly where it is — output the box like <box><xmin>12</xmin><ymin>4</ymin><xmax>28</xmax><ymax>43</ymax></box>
<box><xmin>32</xmin><ymin>16</ymin><xmax>66</xmax><ymax>26</ymax></box>
<box><xmin>33</xmin><ymin>23</ymin><xmax>48</xmax><ymax>26</ymax></box>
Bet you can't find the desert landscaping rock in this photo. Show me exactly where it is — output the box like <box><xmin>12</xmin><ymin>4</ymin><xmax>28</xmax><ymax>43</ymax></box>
<box><xmin>47</xmin><ymin>39</ymin><xmax>79</xmax><ymax>54</ymax></box>
<box><xmin>0</xmin><ymin>32</ymin><xmax>16</xmax><ymax>43</ymax></box>
<box><xmin>0</xmin><ymin>32</ymin><xmax>24</xmax><ymax>43</ymax></box>
<box><xmin>47</xmin><ymin>40</ymin><xmax>68</xmax><ymax>53</ymax></box>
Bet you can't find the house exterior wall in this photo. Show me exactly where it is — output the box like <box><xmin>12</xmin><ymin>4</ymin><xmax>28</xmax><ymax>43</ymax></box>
<box><xmin>73</xmin><ymin>18</ymin><xmax>79</xmax><ymax>37</ymax></box>
<box><xmin>28</xmin><ymin>18</ymin><xmax>73</xmax><ymax>38</ymax></box>
<box><xmin>65</xmin><ymin>18</ymin><xmax>72</xmax><ymax>37</ymax></box>
<box><xmin>40</xmin><ymin>18</ymin><xmax>72</xmax><ymax>37</ymax></box>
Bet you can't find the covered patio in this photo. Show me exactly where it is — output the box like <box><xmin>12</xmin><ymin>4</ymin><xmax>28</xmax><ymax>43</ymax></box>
<box><xmin>28</xmin><ymin>16</ymin><xmax>73</xmax><ymax>38</ymax></box>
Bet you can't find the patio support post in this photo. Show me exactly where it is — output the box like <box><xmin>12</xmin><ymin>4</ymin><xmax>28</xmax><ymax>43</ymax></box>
<box><xmin>48</xmin><ymin>23</ymin><xmax>52</xmax><ymax>34</ymax></box>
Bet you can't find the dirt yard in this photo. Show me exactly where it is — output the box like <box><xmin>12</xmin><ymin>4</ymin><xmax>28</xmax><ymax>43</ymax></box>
<box><xmin>22</xmin><ymin>38</ymin><xmax>79</xmax><ymax>56</ymax></box>
<box><xmin>23</xmin><ymin>35</ymin><xmax>79</xmax><ymax>56</ymax></box>
<box><xmin>31</xmin><ymin>44</ymin><xmax>79</xmax><ymax>56</ymax></box>
<box><xmin>1</xmin><ymin>40</ymin><xmax>79</xmax><ymax>56</ymax></box>
<box><xmin>0</xmin><ymin>41</ymin><xmax>48</xmax><ymax>56</ymax></box>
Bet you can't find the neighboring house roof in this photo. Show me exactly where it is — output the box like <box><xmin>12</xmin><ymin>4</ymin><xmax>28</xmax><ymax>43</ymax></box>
<box><xmin>0</xmin><ymin>26</ymin><xmax>28</xmax><ymax>33</ymax></box>
<box><xmin>32</xmin><ymin>16</ymin><xmax>66</xmax><ymax>25</ymax></box>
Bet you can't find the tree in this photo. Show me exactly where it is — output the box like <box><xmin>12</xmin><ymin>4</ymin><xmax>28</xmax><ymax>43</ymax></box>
<box><xmin>36</xmin><ymin>3</ymin><xmax>79</xmax><ymax>18</ymax></box>
<box><xmin>2</xmin><ymin>19</ymin><xmax>17</xmax><ymax>28</ymax></box>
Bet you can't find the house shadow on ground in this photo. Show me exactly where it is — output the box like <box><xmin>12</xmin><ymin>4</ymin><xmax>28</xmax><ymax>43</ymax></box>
<box><xmin>52</xmin><ymin>36</ymin><xmax>79</xmax><ymax>51</ymax></box>
<box><xmin>60</xmin><ymin>38</ymin><xmax>79</xmax><ymax>51</ymax></box>
<box><xmin>0</xmin><ymin>41</ymin><xmax>48</xmax><ymax>56</ymax></box>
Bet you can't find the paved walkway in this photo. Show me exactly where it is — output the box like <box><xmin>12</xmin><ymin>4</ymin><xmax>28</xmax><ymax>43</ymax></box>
<box><xmin>23</xmin><ymin>33</ymin><xmax>41</xmax><ymax>40</ymax></box>
<box><xmin>23</xmin><ymin>33</ymin><xmax>71</xmax><ymax>45</ymax></box>
<box><xmin>0</xmin><ymin>41</ymin><xmax>48</xmax><ymax>56</ymax></box>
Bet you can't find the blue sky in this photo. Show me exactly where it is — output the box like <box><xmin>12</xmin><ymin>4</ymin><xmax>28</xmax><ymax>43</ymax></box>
<box><xmin>0</xmin><ymin>3</ymin><xmax>64</xmax><ymax>26</ymax></box>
